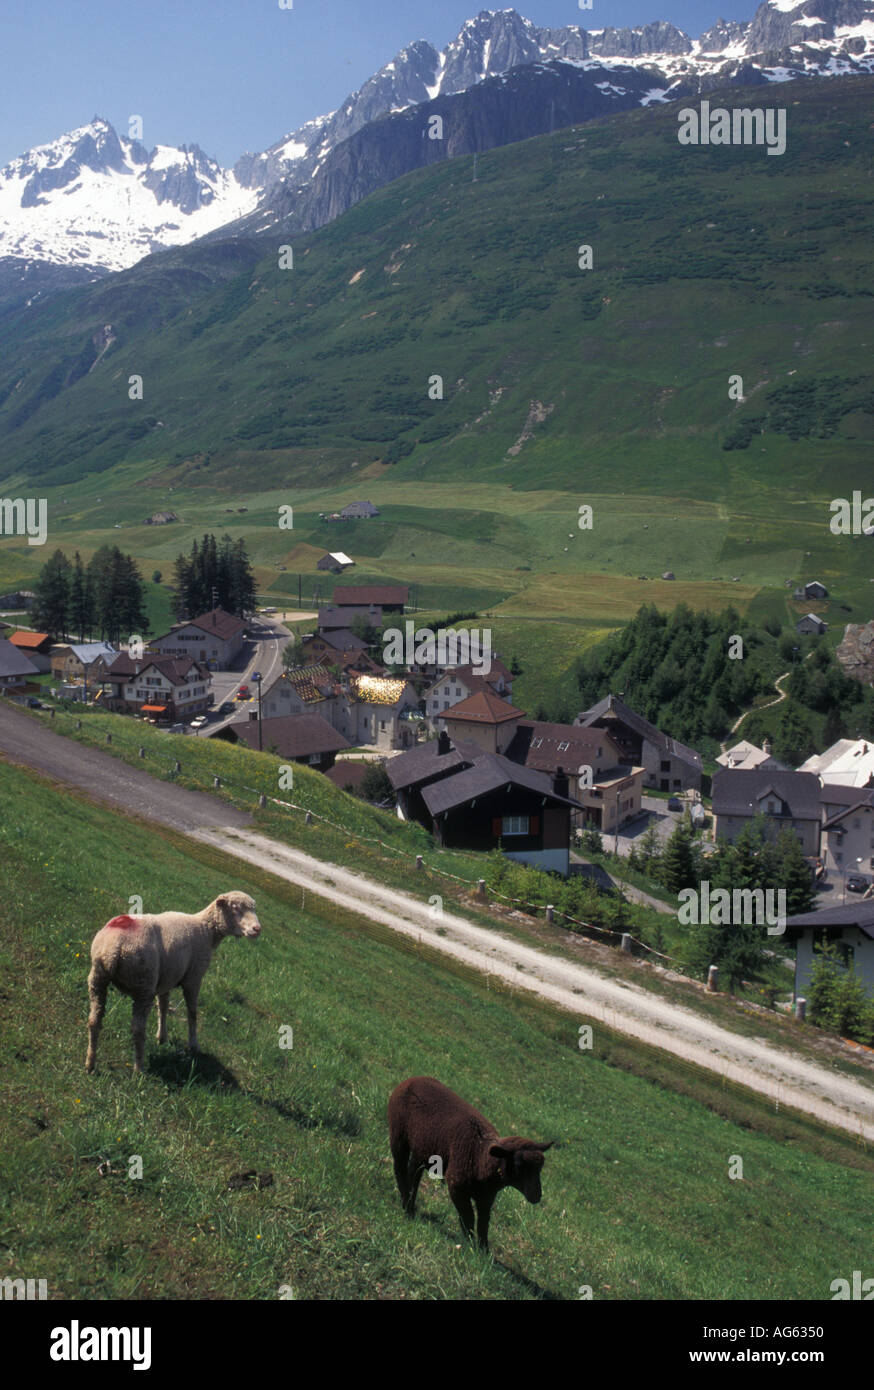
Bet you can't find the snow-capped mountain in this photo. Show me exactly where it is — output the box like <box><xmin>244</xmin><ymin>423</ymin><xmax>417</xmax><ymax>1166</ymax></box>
<box><xmin>2</xmin><ymin>0</ymin><xmax>874</xmax><ymax>280</ymax></box>
<box><xmin>0</xmin><ymin>118</ymin><xmax>257</xmax><ymax>274</ymax></box>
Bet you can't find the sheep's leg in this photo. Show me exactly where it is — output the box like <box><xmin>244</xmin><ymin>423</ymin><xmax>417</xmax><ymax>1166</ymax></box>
<box><xmin>450</xmin><ymin>1188</ymin><xmax>476</xmax><ymax>1243</ymax></box>
<box><xmin>130</xmin><ymin>996</ymin><xmax>152</xmax><ymax>1074</ymax></box>
<box><xmin>474</xmin><ymin>1193</ymin><xmax>496</xmax><ymax>1251</ymax></box>
<box><xmin>182</xmin><ymin>980</ymin><xmax>201</xmax><ymax>1053</ymax></box>
<box><xmin>85</xmin><ymin>967</ymin><xmax>108</xmax><ymax>1073</ymax></box>
<box><xmin>156</xmin><ymin>993</ymin><xmax>169</xmax><ymax>1045</ymax></box>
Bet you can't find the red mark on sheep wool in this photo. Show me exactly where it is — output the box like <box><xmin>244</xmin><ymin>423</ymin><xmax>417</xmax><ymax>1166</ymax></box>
<box><xmin>104</xmin><ymin>914</ymin><xmax>138</xmax><ymax>930</ymax></box>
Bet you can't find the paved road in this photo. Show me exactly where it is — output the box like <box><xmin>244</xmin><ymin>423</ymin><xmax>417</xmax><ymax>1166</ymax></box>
<box><xmin>3</xmin><ymin>701</ymin><xmax>873</xmax><ymax>1140</ymax></box>
<box><xmin>193</xmin><ymin>619</ymin><xmax>291</xmax><ymax>737</ymax></box>
<box><xmin>0</xmin><ymin>701</ymin><xmax>252</xmax><ymax>832</ymax></box>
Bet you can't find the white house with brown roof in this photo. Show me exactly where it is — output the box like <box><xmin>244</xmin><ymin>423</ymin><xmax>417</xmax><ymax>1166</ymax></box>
<box><xmin>424</xmin><ymin>660</ymin><xmax>514</xmax><ymax>731</ymax></box>
<box><xmin>442</xmin><ymin>689</ymin><xmax>526</xmax><ymax>754</ymax></box>
<box><xmin>101</xmin><ymin>654</ymin><xmax>211</xmax><ymax>721</ymax></box>
<box><xmin>150</xmin><ymin>608</ymin><xmax>247</xmax><ymax>670</ymax></box>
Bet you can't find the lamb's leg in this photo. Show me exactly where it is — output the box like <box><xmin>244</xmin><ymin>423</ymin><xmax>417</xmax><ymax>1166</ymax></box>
<box><xmin>474</xmin><ymin>1192</ymin><xmax>495</xmax><ymax>1251</ymax></box>
<box><xmin>130</xmin><ymin>996</ymin><xmax>152</xmax><ymax>1074</ymax></box>
<box><xmin>85</xmin><ymin>966</ymin><xmax>108</xmax><ymax>1073</ymax></box>
<box><xmin>406</xmin><ymin>1158</ymin><xmax>427</xmax><ymax>1215</ymax></box>
<box><xmin>450</xmin><ymin>1188</ymin><xmax>476</xmax><ymax>1243</ymax></box>
<box><xmin>391</xmin><ymin>1140</ymin><xmax>412</xmax><ymax>1211</ymax></box>
<box><xmin>156</xmin><ymin>992</ymin><xmax>170</xmax><ymax>1044</ymax></box>
<box><xmin>182</xmin><ymin>980</ymin><xmax>201</xmax><ymax>1053</ymax></box>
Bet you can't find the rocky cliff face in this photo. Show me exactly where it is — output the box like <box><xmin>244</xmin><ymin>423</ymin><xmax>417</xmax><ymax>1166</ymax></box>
<box><xmin>837</xmin><ymin>620</ymin><xmax>874</xmax><ymax>685</ymax></box>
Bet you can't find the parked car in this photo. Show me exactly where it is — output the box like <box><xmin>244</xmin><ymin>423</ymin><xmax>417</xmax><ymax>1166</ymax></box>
<box><xmin>219</xmin><ymin>701</ymin><xmax>235</xmax><ymax>714</ymax></box>
<box><xmin>846</xmin><ymin>874</ymin><xmax>870</xmax><ymax>894</ymax></box>
<box><xmin>237</xmin><ymin>685</ymin><xmax>250</xmax><ymax>699</ymax></box>
<box><xmin>667</xmin><ymin>797</ymin><xmax>683</xmax><ymax>811</ymax></box>
<box><xmin>190</xmin><ymin>716</ymin><xmax>208</xmax><ymax>730</ymax></box>
<box><xmin>25</xmin><ymin>697</ymin><xmax>43</xmax><ymax>709</ymax></box>
<box><xmin>167</xmin><ymin>723</ymin><xmax>188</xmax><ymax>734</ymax></box>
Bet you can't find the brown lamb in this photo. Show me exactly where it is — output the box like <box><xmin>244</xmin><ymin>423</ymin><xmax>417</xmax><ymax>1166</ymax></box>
<box><xmin>388</xmin><ymin>1075</ymin><xmax>553</xmax><ymax>1250</ymax></box>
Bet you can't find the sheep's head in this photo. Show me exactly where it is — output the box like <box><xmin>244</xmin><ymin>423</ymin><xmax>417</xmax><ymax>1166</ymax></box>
<box><xmin>214</xmin><ymin>892</ymin><xmax>262</xmax><ymax>938</ymax></box>
<box><xmin>489</xmin><ymin>1139</ymin><xmax>553</xmax><ymax>1203</ymax></box>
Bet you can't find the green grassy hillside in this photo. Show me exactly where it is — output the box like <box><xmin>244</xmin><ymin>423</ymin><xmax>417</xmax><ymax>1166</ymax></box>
<box><xmin>2</xmin><ymin>754</ymin><xmax>872</xmax><ymax>1300</ymax></box>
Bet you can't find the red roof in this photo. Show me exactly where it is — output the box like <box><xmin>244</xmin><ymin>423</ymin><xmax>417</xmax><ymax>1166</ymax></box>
<box><xmin>443</xmin><ymin>689</ymin><xmax>525</xmax><ymax>724</ymax></box>
<box><xmin>9</xmin><ymin>630</ymin><xmax>51</xmax><ymax>650</ymax></box>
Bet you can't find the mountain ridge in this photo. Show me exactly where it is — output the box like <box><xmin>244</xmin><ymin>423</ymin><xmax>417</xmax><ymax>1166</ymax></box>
<box><xmin>2</xmin><ymin>1</ymin><xmax>874</xmax><ymax>282</ymax></box>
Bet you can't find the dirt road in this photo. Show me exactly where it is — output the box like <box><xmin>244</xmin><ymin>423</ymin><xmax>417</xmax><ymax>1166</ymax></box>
<box><xmin>2</xmin><ymin>700</ymin><xmax>873</xmax><ymax>1140</ymax></box>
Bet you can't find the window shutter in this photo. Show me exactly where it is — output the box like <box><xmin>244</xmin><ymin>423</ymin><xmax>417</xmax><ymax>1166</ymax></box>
<box><xmin>492</xmin><ymin>818</ymin><xmax>502</xmax><ymax>837</ymax></box>
<box><xmin>530</xmin><ymin>815</ymin><xmax>540</xmax><ymax>835</ymax></box>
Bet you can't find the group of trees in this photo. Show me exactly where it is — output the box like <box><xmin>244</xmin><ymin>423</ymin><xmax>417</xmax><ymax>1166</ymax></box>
<box><xmin>171</xmin><ymin>534</ymin><xmax>256</xmax><ymax>620</ymax></box>
<box><xmin>574</xmin><ymin>601</ymin><xmax>874</xmax><ymax>763</ymax></box>
<box><xmin>30</xmin><ymin>547</ymin><xmax>148</xmax><ymax>643</ymax></box>
<box><xmin>807</xmin><ymin>941</ymin><xmax>874</xmax><ymax>1045</ymax></box>
<box><xmin>627</xmin><ymin>815</ymin><xmax>813</xmax><ymax>988</ymax></box>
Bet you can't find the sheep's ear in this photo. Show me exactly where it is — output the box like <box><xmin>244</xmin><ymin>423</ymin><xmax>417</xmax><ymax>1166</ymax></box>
<box><xmin>489</xmin><ymin>1144</ymin><xmax>513</xmax><ymax>1159</ymax></box>
<box><xmin>215</xmin><ymin>894</ymin><xmax>229</xmax><ymax>908</ymax></box>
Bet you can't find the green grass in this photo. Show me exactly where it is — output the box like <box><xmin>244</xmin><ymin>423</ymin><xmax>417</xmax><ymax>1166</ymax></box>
<box><xmin>1</xmin><ymin>754</ymin><xmax>873</xmax><ymax>1301</ymax></box>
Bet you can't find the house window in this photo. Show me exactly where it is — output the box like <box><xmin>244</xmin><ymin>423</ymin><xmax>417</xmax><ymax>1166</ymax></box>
<box><xmin>443</xmin><ymin>701</ymin><xmax>450</xmax><ymax>710</ymax></box>
<box><xmin>660</xmin><ymin>760</ymin><xmax>670</xmax><ymax>772</ymax></box>
<box><xmin>502</xmin><ymin>816</ymin><xmax>529</xmax><ymax>836</ymax></box>
<box><xmin>767</xmin><ymin>800</ymin><xmax>777</xmax><ymax>814</ymax></box>
<box><xmin>673</xmin><ymin>779</ymin><xmax>681</xmax><ymax>789</ymax></box>
<box><xmin>853</xmin><ymin>819</ymin><xmax>861</xmax><ymax>829</ymax></box>
<box><xmin>532</xmin><ymin>738</ymin><xmax>542</xmax><ymax>749</ymax></box>
<box><xmin>558</xmin><ymin>741</ymin><xmax>569</xmax><ymax>752</ymax></box>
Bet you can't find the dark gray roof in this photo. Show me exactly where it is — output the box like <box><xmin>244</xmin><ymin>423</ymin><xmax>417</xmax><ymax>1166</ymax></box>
<box><xmin>822</xmin><ymin>787</ymin><xmax>874</xmax><ymax>827</ymax></box>
<box><xmin>0</xmin><ymin>637</ymin><xmax>38</xmax><ymax>679</ymax></box>
<box><xmin>386</xmin><ymin>736</ymin><xmax>481</xmax><ymax>791</ymax></box>
<box><xmin>316</xmin><ymin>629</ymin><xmax>368</xmax><ymax>652</ymax></box>
<box><xmin>230</xmin><ymin>713</ymin><xmax>350</xmax><ymax>758</ymax></box>
<box><xmin>421</xmin><ymin>753</ymin><xmax>584</xmax><ymax>816</ymax></box>
<box><xmin>712</xmin><ymin>768</ymin><xmax>823</xmax><ymax>819</ymax></box>
<box><xmin>784</xmin><ymin>901</ymin><xmax>874</xmax><ymax>939</ymax></box>
<box><xmin>576</xmin><ymin>693</ymin><xmax>702</xmax><ymax>770</ymax></box>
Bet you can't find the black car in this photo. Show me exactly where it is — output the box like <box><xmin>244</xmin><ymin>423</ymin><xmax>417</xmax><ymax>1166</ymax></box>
<box><xmin>846</xmin><ymin>874</ymin><xmax>870</xmax><ymax>894</ymax></box>
<box><xmin>667</xmin><ymin>797</ymin><xmax>683</xmax><ymax>811</ymax></box>
<box><xmin>25</xmin><ymin>697</ymin><xmax>43</xmax><ymax>709</ymax></box>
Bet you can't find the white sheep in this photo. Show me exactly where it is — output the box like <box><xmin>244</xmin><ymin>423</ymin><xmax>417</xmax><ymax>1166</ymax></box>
<box><xmin>85</xmin><ymin>892</ymin><xmax>262</xmax><ymax>1073</ymax></box>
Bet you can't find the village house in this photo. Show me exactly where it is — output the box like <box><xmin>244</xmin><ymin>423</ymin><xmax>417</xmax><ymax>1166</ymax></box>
<box><xmin>441</xmin><ymin>689</ymin><xmax>526</xmax><ymax>754</ymax></box>
<box><xmin>575</xmin><ymin>693</ymin><xmax>703</xmax><ymax>792</ymax></box>
<box><xmin>800</xmin><ymin>737</ymin><xmax>874</xmax><ymax>788</ymax></box>
<box><xmin>301</xmin><ymin>628</ymin><xmax>369</xmax><ymax>664</ymax></box>
<box><xmin>150</xmin><ymin>608</ymin><xmax>247</xmax><ymax>671</ymax></box>
<box><xmin>796</xmin><ymin>613</ymin><xmax>828</xmax><ymax>636</ymax></box>
<box><xmin>336</xmin><ymin>584</ymin><xmax>407</xmax><ymax>612</ymax></box>
<box><xmin>793</xmin><ymin>580</ymin><xmax>829</xmax><ymax>601</ymax></box>
<box><xmin>260</xmin><ymin>665</ymin><xmax>418</xmax><ymax>749</ymax></box>
<box><xmin>819</xmin><ymin>784</ymin><xmax>874</xmax><ymax>884</ymax></box>
<box><xmin>711</xmin><ymin>768</ymin><xmax>822</xmax><ymax>857</ymax></box>
<box><xmin>219</xmin><ymin>712</ymin><xmax>350</xmax><ymax>770</ymax></box>
<box><xmin>387</xmin><ymin>732</ymin><xmax>583</xmax><ymax>875</ymax></box>
<box><xmin>784</xmin><ymin>900</ymin><xmax>874</xmax><ymax>1001</ymax></box>
<box><xmin>0</xmin><ymin>591</ymin><xmax>36</xmax><ymax>610</ymax></box>
<box><xmin>424</xmin><ymin>660</ymin><xmax>515</xmax><ymax>730</ymax></box>
<box><xmin>8</xmin><ymin>630</ymin><xmax>53</xmax><ymax>673</ymax></box>
<box><xmin>716</xmin><ymin>738</ymin><xmax>785</xmax><ymax>772</ymax></box>
<box><xmin>316</xmin><ymin>551</ymin><xmax>355</xmax><ymax>573</ymax></box>
<box><xmin>101</xmin><ymin>653</ymin><xmax>212</xmax><ymax>722</ymax></box>
<box><xmin>506</xmin><ymin>721</ymin><xmax>644</xmax><ymax>833</ymax></box>
<box><xmin>50</xmin><ymin>641</ymin><xmax>117</xmax><ymax>687</ymax></box>
<box><xmin>339</xmin><ymin>500</ymin><xmax>380</xmax><ymax>520</ymax></box>
<box><xmin>317</xmin><ymin>605</ymin><xmax>382</xmax><ymax>633</ymax></box>
<box><xmin>0</xmin><ymin>636</ymin><xmax>39</xmax><ymax>691</ymax></box>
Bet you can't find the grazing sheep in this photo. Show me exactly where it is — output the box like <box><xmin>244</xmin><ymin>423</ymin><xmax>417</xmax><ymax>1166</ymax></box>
<box><xmin>85</xmin><ymin>892</ymin><xmax>261</xmax><ymax>1074</ymax></box>
<box><xmin>388</xmin><ymin>1076</ymin><xmax>553</xmax><ymax>1250</ymax></box>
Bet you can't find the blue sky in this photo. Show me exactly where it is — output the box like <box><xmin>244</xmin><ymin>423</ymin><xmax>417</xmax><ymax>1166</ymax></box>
<box><xmin>1</xmin><ymin>0</ymin><xmax>757</xmax><ymax>168</ymax></box>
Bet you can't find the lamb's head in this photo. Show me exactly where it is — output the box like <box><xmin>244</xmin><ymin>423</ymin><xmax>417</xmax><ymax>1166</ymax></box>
<box><xmin>212</xmin><ymin>892</ymin><xmax>262</xmax><ymax>939</ymax></box>
<box><xmin>489</xmin><ymin>1138</ymin><xmax>553</xmax><ymax>1204</ymax></box>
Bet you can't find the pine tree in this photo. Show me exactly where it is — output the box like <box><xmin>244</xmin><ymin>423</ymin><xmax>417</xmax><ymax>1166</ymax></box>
<box><xmin>660</xmin><ymin>821</ymin><xmax>698</xmax><ymax>894</ymax></box>
<box><xmin>31</xmin><ymin>549</ymin><xmax>71</xmax><ymax>638</ymax></box>
<box><xmin>773</xmin><ymin>828</ymin><xmax>814</xmax><ymax>916</ymax></box>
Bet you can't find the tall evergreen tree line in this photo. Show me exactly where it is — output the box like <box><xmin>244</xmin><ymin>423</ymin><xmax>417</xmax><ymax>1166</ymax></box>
<box><xmin>31</xmin><ymin>547</ymin><xmax>148</xmax><ymax>644</ymax></box>
<box><xmin>172</xmin><ymin>534</ymin><xmax>256</xmax><ymax>620</ymax></box>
